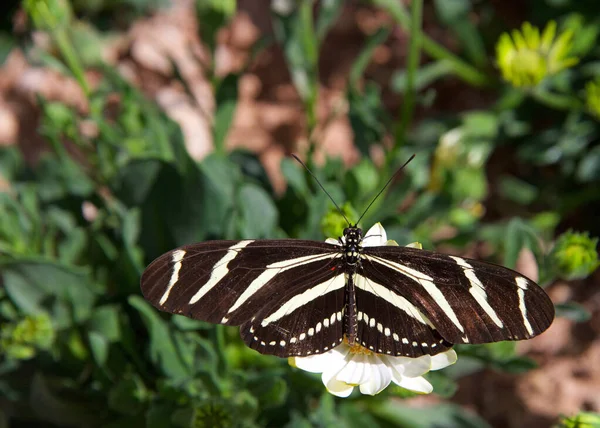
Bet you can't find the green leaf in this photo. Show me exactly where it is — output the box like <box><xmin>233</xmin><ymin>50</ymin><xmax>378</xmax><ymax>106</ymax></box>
<box><xmin>35</xmin><ymin>153</ymin><xmax>95</xmax><ymax>201</ymax></box>
<box><xmin>555</xmin><ymin>302</ymin><xmax>592</xmax><ymax>322</ymax></box>
<box><xmin>213</xmin><ymin>74</ymin><xmax>239</xmax><ymax>153</ymax></box>
<box><xmin>272</xmin><ymin>4</ymin><xmax>318</xmax><ymax>104</ymax></box>
<box><xmin>504</xmin><ymin>218</ymin><xmax>541</xmax><ymax>269</ymax></box>
<box><xmin>315</xmin><ymin>0</ymin><xmax>344</xmax><ymax>41</ymax></box>
<box><xmin>196</xmin><ymin>0</ymin><xmax>234</xmax><ymax>51</ymax></box>
<box><xmin>425</xmin><ymin>370</ymin><xmax>458</xmax><ymax>398</ymax></box>
<box><xmin>128</xmin><ymin>296</ymin><xmax>192</xmax><ymax>380</ymax></box>
<box><xmin>113</xmin><ymin>159</ymin><xmax>162</xmax><ymax>206</ymax></box>
<box><xmin>200</xmin><ymin>154</ymin><xmax>241</xmax><ymax>238</ymax></box>
<box><xmin>238</xmin><ymin>183</ymin><xmax>278</xmax><ymax>239</ymax></box>
<box><xmin>347</xmin><ymin>82</ymin><xmax>388</xmax><ymax>157</ymax></box>
<box><xmin>108</xmin><ymin>374</ymin><xmax>147</xmax><ymax>415</ymax></box>
<box><xmin>29</xmin><ymin>372</ymin><xmax>100</xmax><ymax>427</ymax></box>
<box><xmin>498</xmin><ymin>175</ymin><xmax>539</xmax><ymax>205</ymax></box>
<box><xmin>88</xmin><ymin>331</ymin><xmax>110</xmax><ymax>367</ymax></box>
<box><xmin>371</xmin><ymin>401</ymin><xmax>492</xmax><ymax>428</ymax></box>
<box><xmin>349</xmin><ymin>26</ymin><xmax>391</xmax><ymax>84</ymax></box>
<box><xmin>391</xmin><ymin>60</ymin><xmax>454</xmax><ymax>93</ymax></box>
<box><xmin>1</xmin><ymin>260</ymin><xmax>96</xmax><ymax>322</ymax></box>
<box><xmin>171</xmin><ymin>315</ymin><xmax>213</xmax><ymax>331</ymax></box>
<box><xmin>346</xmin><ymin>159</ymin><xmax>380</xmax><ymax>203</ymax></box>
<box><xmin>122</xmin><ymin>208</ymin><xmax>141</xmax><ymax>247</ymax></box>
<box><xmin>462</xmin><ymin>111</ymin><xmax>498</xmax><ymax>140</ymax></box>
<box><xmin>88</xmin><ymin>305</ymin><xmax>121</xmax><ymax>342</ymax></box>
<box><xmin>433</xmin><ymin>0</ymin><xmax>486</xmax><ymax>67</ymax></box>
<box><xmin>146</xmin><ymin>403</ymin><xmax>176</xmax><ymax>428</ymax></box>
<box><xmin>281</xmin><ymin>157</ymin><xmax>308</xmax><ymax>195</ymax></box>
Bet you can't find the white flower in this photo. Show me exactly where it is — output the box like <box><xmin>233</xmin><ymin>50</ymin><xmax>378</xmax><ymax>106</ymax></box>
<box><xmin>291</xmin><ymin>223</ymin><xmax>456</xmax><ymax>398</ymax></box>
<box><xmin>291</xmin><ymin>344</ymin><xmax>457</xmax><ymax>397</ymax></box>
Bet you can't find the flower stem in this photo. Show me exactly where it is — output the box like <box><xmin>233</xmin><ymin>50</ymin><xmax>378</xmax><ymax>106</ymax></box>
<box><xmin>300</xmin><ymin>0</ymin><xmax>319</xmax><ymax>164</ymax></box>
<box><xmin>53</xmin><ymin>28</ymin><xmax>90</xmax><ymax>97</ymax></box>
<box><xmin>387</xmin><ymin>0</ymin><xmax>422</xmax><ymax>171</ymax></box>
<box><xmin>372</xmin><ymin>0</ymin><xmax>490</xmax><ymax>87</ymax></box>
<box><xmin>530</xmin><ymin>87</ymin><xmax>582</xmax><ymax>111</ymax></box>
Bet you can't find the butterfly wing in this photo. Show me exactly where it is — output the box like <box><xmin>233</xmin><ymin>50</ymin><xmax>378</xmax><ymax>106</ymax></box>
<box><xmin>353</xmin><ymin>273</ymin><xmax>453</xmax><ymax>357</ymax></box>
<box><xmin>141</xmin><ymin>239</ymin><xmax>345</xmax><ymax>357</ymax></box>
<box><xmin>359</xmin><ymin>246</ymin><xmax>554</xmax><ymax>350</ymax></box>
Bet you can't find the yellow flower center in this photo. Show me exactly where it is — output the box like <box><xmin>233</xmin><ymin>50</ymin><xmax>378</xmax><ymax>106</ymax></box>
<box><xmin>344</xmin><ymin>336</ymin><xmax>375</xmax><ymax>356</ymax></box>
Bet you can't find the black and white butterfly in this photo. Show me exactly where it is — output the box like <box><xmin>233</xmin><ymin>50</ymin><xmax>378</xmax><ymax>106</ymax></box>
<box><xmin>140</xmin><ymin>221</ymin><xmax>554</xmax><ymax>358</ymax></box>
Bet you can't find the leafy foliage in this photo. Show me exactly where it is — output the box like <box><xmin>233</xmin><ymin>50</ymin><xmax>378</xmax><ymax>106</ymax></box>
<box><xmin>1</xmin><ymin>0</ymin><xmax>599</xmax><ymax>426</ymax></box>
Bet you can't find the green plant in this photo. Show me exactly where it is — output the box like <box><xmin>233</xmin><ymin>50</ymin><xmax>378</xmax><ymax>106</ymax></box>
<box><xmin>1</xmin><ymin>0</ymin><xmax>599</xmax><ymax>426</ymax></box>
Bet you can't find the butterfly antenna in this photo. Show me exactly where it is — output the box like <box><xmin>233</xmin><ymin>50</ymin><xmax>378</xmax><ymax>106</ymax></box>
<box><xmin>355</xmin><ymin>154</ymin><xmax>416</xmax><ymax>226</ymax></box>
<box><xmin>291</xmin><ymin>154</ymin><xmax>351</xmax><ymax>227</ymax></box>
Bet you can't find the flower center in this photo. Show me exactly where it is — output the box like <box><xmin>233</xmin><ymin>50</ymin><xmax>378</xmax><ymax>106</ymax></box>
<box><xmin>344</xmin><ymin>336</ymin><xmax>375</xmax><ymax>356</ymax></box>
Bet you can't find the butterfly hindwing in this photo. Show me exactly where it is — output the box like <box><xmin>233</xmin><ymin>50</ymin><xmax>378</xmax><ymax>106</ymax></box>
<box><xmin>353</xmin><ymin>273</ymin><xmax>453</xmax><ymax>357</ymax></box>
<box><xmin>240</xmin><ymin>271</ymin><xmax>346</xmax><ymax>357</ymax></box>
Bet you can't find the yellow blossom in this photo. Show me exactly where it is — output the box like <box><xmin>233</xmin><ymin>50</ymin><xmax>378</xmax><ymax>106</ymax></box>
<box><xmin>496</xmin><ymin>21</ymin><xmax>579</xmax><ymax>87</ymax></box>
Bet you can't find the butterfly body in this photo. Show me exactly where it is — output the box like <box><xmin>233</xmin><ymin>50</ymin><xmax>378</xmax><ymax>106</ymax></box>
<box><xmin>140</xmin><ymin>224</ymin><xmax>554</xmax><ymax>358</ymax></box>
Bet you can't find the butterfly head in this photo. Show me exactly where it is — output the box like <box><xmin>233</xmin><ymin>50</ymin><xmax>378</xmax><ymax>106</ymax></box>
<box><xmin>343</xmin><ymin>227</ymin><xmax>363</xmax><ymax>244</ymax></box>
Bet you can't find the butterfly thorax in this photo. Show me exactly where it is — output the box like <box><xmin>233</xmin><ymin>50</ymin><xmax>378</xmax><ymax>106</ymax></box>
<box><xmin>342</xmin><ymin>226</ymin><xmax>363</xmax><ymax>266</ymax></box>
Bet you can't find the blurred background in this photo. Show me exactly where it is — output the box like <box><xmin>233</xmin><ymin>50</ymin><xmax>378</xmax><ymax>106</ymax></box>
<box><xmin>1</xmin><ymin>0</ymin><xmax>600</xmax><ymax>427</ymax></box>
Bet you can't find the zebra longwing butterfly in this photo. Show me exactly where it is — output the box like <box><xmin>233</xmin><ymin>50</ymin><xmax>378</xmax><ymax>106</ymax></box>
<box><xmin>141</xmin><ymin>155</ymin><xmax>553</xmax><ymax>358</ymax></box>
<box><xmin>140</xmin><ymin>223</ymin><xmax>554</xmax><ymax>358</ymax></box>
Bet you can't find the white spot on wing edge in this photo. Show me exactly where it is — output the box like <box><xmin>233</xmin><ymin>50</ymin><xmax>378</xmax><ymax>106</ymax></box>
<box><xmin>159</xmin><ymin>249</ymin><xmax>186</xmax><ymax>305</ymax></box>
<box><xmin>189</xmin><ymin>240</ymin><xmax>254</xmax><ymax>304</ymax></box>
<box><xmin>516</xmin><ymin>277</ymin><xmax>529</xmax><ymax>290</ymax></box>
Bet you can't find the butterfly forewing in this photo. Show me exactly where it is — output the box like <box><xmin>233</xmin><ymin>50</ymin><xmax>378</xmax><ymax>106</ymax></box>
<box><xmin>360</xmin><ymin>246</ymin><xmax>555</xmax><ymax>346</ymax></box>
<box><xmin>141</xmin><ymin>239</ymin><xmax>345</xmax><ymax>356</ymax></box>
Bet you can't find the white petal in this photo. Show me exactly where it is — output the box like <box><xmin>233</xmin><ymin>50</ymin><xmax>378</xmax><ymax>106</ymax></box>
<box><xmin>359</xmin><ymin>355</ymin><xmax>392</xmax><ymax>395</ymax></box>
<box><xmin>430</xmin><ymin>349</ymin><xmax>457</xmax><ymax>370</ymax></box>
<box><xmin>336</xmin><ymin>353</ymin><xmax>369</xmax><ymax>385</ymax></box>
<box><xmin>362</xmin><ymin>223</ymin><xmax>387</xmax><ymax>247</ymax></box>
<box><xmin>395</xmin><ymin>375</ymin><xmax>433</xmax><ymax>394</ymax></box>
<box><xmin>294</xmin><ymin>346</ymin><xmax>349</xmax><ymax>374</ymax></box>
<box><xmin>324</xmin><ymin>377</ymin><xmax>355</xmax><ymax>397</ymax></box>
<box><xmin>386</xmin><ymin>354</ymin><xmax>432</xmax><ymax>378</ymax></box>
<box><xmin>325</xmin><ymin>237</ymin><xmax>341</xmax><ymax>245</ymax></box>
<box><xmin>322</xmin><ymin>354</ymin><xmax>355</xmax><ymax>398</ymax></box>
